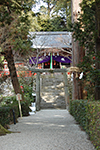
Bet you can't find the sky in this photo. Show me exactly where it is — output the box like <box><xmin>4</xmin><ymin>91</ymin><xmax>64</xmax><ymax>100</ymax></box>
<box><xmin>32</xmin><ymin>0</ymin><xmax>47</xmax><ymax>13</ymax></box>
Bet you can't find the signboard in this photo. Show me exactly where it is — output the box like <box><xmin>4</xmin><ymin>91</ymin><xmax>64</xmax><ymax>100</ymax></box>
<box><xmin>16</xmin><ymin>93</ymin><xmax>22</xmax><ymax>118</ymax></box>
<box><xmin>16</xmin><ymin>93</ymin><xmax>22</xmax><ymax>101</ymax></box>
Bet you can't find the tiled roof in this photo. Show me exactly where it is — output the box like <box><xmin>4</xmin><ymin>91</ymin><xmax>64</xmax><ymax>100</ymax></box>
<box><xmin>30</xmin><ymin>32</ymin><xmax>72</xmax><ymax>49</ymax></box>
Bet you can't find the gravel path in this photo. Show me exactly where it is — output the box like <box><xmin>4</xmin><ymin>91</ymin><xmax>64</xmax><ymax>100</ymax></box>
<box><xmin>0</xmin><ymin>109</ymin><xmax>95</xmax><ymax>150</ymax></box>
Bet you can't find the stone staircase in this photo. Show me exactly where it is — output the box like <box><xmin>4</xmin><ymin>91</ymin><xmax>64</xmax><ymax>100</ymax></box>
<box><xmin>40</xmin><ymin>73</ymin><xmax>66</xmax><ymax>109</ymax></box>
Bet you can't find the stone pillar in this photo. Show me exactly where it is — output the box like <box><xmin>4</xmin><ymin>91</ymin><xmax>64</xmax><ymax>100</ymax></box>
<box><xmin>36</xmin><ymin>72</ymin><xmax>41</xmax><ymax>111</ymax></box>
<box><xmin>63</xmin><ymin>72</ymin><xmax>69</xmax><ymax>108</ymax></box>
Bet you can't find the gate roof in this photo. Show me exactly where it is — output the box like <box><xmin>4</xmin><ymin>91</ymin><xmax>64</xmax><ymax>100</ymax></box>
<box><xmin>30</xmin><ymin>31</ymin><xmax>72</xmax><ymax>49</ymax></box>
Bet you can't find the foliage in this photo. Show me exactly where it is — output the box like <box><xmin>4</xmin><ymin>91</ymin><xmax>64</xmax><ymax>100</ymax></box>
<box><xmin>21</xmin><ymin>100</ymin><xmax>31</xmax><ymax>116</ymax></box>
<box><xmin>0</xmin><ymin>0</ymin><xmax>35</xmax><ymax>56</ymax></box>
<box><xmin>0</xmin><ymin>105</ymin><xmax>18</xmax><ymax>127</ymax></box>
<box><xmin>1</xmin><ymin>94</ymin><xmax>31</xmax><ymax>117</ymax></box>
<box><xmin>36</xmin><ymin>14</ymin><xmax>67</xmax><ymax>31</ymax></box>
<box><xmin>71</xmin><ymin>0</ymin><xmax>100</xmax><ymax>99</ymax></box>
<box><xmin>0</xmin><ymin>75</ymin><xmax>35</xmax><ymax>118</ymax></box>
<box><xmin>53</xmin><ymin>0</ymin><xmax>71</xmax><ymax>30</ymax></box>
<box><xmin>1</xmin><ymin>96</ymin><xmax>17</xmax><ymax>106</ymax></box>
<box><xmin>40</xmin><ymin>0</ymin><xmax>57</xmax><ymax>17</ymax></box>
<box><xmin>19</xmin><ymin>76</ymin><xmax>34</xmax><ymax>114</ymax></box>
<box><xmin>0</xmin><ymin>107</ymin><xmax>11</xmax><ymax>127</ymax></box>
<box><xmin>0</xmin><ymin>55</ymin><xmax>4</xmax><ymax>70</ymax></box>
<box><xmin>40</xmin><ymin>0</ymin><xmax>71</xmax><ymax>21</ymax></box>
<box><xmin>0</xmin><ymin>0</ymin><xmax>36</xmax><ymax>98</ymax></box>
<box><xmin>19</xmin><ymin>75</ymin><xmax>35</xmax><ymax>102</ymax></box>
<box><xmin>70</xmin><ymin>100</ymin><xmax>100</xmax><ymax>150</ymax></box>
<box><xmin>67</xmin><ymin>78</ymin><xmax>72</xmax><ymax>100</ymax></box>
<box><xmin>24</xmin><ymin>85</ymin><xmax>34</xmax><ymax>102</ymax></box>
<box><xmin>31</xmin><ymin>0</ymin><xmax>71</xmax><ymax>31</ymax></box>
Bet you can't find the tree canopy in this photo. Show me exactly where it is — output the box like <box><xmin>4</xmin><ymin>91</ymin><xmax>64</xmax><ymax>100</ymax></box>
<box><xmin>0</xmin><ymin>0</ymin><xmax>36</xmax><ymax>95</ymax></box>
<box><xmin>30</xmin><ymin>0</ymin><xmax>71</xmax><ymax>31</ymax></box>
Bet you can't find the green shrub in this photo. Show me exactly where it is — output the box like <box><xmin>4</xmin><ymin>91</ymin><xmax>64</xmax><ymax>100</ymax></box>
<box><xmin>23</xmin><ymin>84</ymin><xmax>35</xmax><ymax>104</ymax></box>
<box><xmin>70</xmin><ymin>100</ymin><xmax>88</xmax><ymax>130</ymax></box>
<box><xmin>1</xmin><ymin>95</ymin><xmax>31</xmax><ymax>118</ymax></box>
<box><xmin>0</xmin><ymin>106</ymin><xmax>19</xmax><ymax>127</ymax></box>
<box><xmin>86</xmin><ymin>102</ymin><xmax>100</xmax><ymax>150</ymax></box>
<box><xmin>69</xmin><ymin>100</ymin><xmax>100</xmax><ymax>150</ymax></box>
<box><xmin>21</xmin><ymin>100</ymin><xmax>31</xmax><ymax>116</ymax></box>
<box><xmin>0</xmin><ymin>107</ymin><xmax>10</xmax><ymax>127</ymax></box>
<box><xmin>1</xmin><ymin>96</ymin><xmax>17</xmax><ymax>106</ymax></box>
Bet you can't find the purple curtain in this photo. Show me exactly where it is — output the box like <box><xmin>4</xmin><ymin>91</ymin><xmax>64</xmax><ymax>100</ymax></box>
<box><xmin>53</xmin><ymin>56</ymin><xmax>71</xmax><ymax>64</ymax></box>
<box><xmin>29</xmin><ymin>56</ymin><xmax>71</xmax><ymax>65</ymax></box>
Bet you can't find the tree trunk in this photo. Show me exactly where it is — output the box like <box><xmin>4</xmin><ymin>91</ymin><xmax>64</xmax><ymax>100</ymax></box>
<box><xmin>71</xmin><ymin>0</ymin><xmax>84</xmax><ymax>100</ymax></box>
<box><xmin>4</xmin><ymin>49</ymin><xmax>22</xmax><ymax>95</ymax></box>
<box><xmin>95</xmin><ymin>0</ymin><xmax>100</xmax><ymax>100</ymax></box>
<box><xmin>47</xmin><ymin>1</ymin><xmax>51</xmax><ymax>17</ymax></box>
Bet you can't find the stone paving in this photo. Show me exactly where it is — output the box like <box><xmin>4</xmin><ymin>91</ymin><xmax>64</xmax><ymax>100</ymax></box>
<box><xmin>0</xmin><ymin>109</ymin><xmax>96</xmax><ymax>150</ymax></box>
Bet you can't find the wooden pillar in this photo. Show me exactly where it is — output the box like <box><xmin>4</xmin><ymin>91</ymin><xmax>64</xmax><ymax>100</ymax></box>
<box><xmin>36</xmin><ymin>72</ymin><xmax>41</xmax><ymax>111</ymax></box>
<box><xmin>63</xmin><ymin>72</ymin><xmax>69</xmax><ymax>109</ymax></box>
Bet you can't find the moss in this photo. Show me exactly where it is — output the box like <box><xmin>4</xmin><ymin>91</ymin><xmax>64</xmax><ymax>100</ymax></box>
<box><xmin>0</xmin><ymin>124</ymin><xmax>11</xmax><ymax>136</ymax></box>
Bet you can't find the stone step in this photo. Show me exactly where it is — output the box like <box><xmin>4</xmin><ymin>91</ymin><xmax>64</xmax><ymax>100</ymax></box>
<box><xmin>41</xmin><ymin>89</ymin><xmax>64</xmax><ymax>93</ymax></box>
<box><xmin>41</xmin><ymin>96</ymin><xmax>66</xmax><ymax>109</ymax></box>
<box><xmin>40</xmin><ymin>72</ymin><xmax>66</xmax><ymax>109</ymax></box>
<box><xmin>41</xmin><ymin>81</ymin><xmax>64</xmax><ymax>86</ymax></box>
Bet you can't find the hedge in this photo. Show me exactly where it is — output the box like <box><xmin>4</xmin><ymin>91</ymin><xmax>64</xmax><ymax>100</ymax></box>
<box><xmin>69</xmin><ymin>100</ymin><xmax>100</xmax><ymax>150</ymax></box>
<box><xmin>0</xmin><ymin>95</ymin><xmax>31</xmax><ymax>128</ymax></box>
<box><xmin>0</xmin><ymin>106</ymin><xmax>19</xmax><ymax>127</ymax></box>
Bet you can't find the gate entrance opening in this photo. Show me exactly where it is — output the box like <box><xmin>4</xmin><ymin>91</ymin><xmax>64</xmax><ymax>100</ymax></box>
<box><xmin>29</xmin><ymin>68</ymin><xmax>69</xmax><ymax>111</ymax></box>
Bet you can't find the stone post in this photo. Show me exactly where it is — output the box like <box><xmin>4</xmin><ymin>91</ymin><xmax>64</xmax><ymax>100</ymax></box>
<box><xmin>36</xmin><ymin>72</ymin><xmax>41</xmax><ymax>111</ymax></box>
<box><xmin>63</xmin><ymin>72</ymin><xmax>69</xmax><ymax>109</ymax></box>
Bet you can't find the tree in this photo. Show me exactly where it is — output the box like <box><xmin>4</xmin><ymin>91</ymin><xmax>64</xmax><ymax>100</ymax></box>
<box><xmin>71</xmin><ymin>0</ymin><xmax>84</xmax><ymax>100</ymax></box>
<box><xmin>31</xmin><ymin>0</ymin><xmax>71</xmax><ymax>31</ymax></box>
<box><xmin>53</xmin><ymin>0</ymin><xmax>71</xmax><ymax>30</ymax></box>
<box><xmin>95</xmin><ymin>0</ymin><xmax>100</xmax><ymax>100</ymax></box>
<box><xmin>0</xmin><ymin>0</ymin><xmax>35</xmax><ymax>97</ymax></box>
<box><xmin>36</xmin><ymin>14</ymin><xmax>67</xmax><ymax>31</ymax></box>
<box><xmin>40</xmin><ymin>0</ymin><xmax>57</xmax><ymax>17</ymax></box>
<box><xmin>71</xmin><ymin>0</ymin><xmax>100</xmax><ymax>100</ymax></box>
